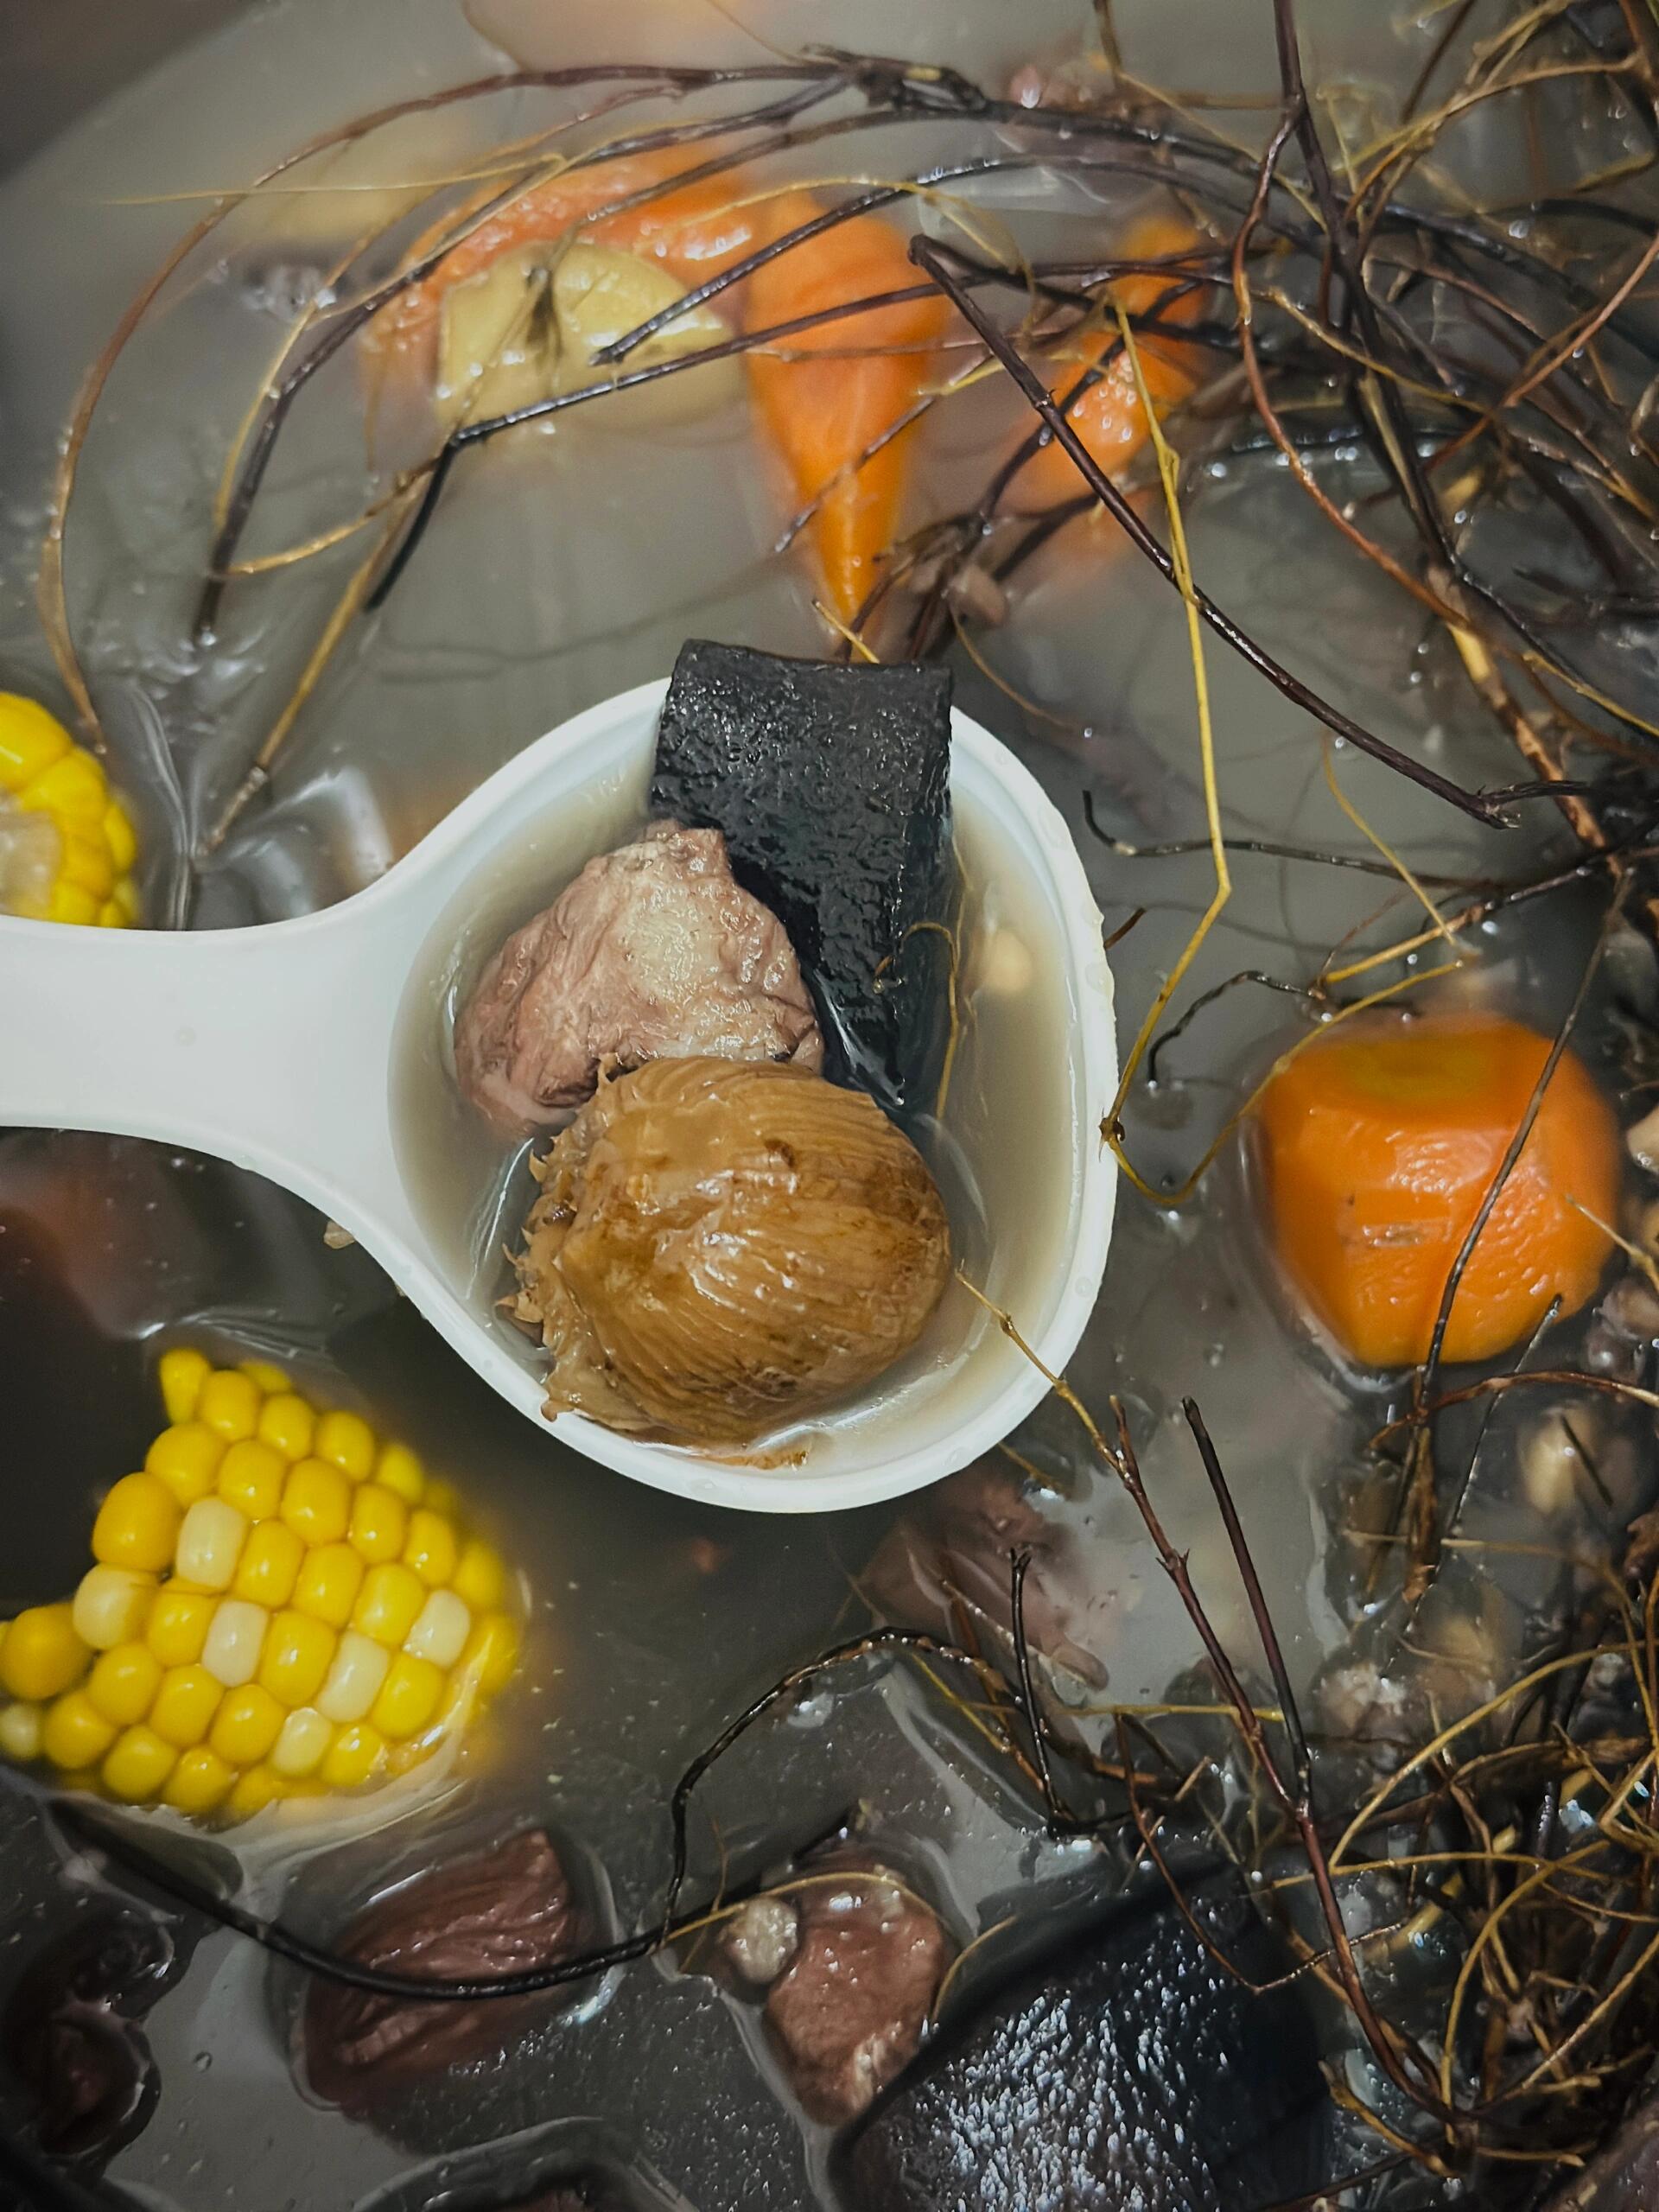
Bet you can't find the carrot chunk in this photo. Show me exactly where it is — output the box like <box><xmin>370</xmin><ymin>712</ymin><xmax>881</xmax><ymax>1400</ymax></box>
<box><xmin>1013</xmin><ymin>213</ymin><xmax>1208</xmax><ymax>512</ymax></box>
<box><xmin>1255</xmin><ymin>1013</ymin><xmax>1618</xmax><ymax>1368</ymax></box>
<box><xmin>744</xmin><ymin>203</ymin><xmax>949</xmax><ymax>624</ymax></box>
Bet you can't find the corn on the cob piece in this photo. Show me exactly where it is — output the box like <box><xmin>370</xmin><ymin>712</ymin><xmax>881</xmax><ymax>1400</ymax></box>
<box><xmin>0</xmin><ymin>1352</ymin><xmax>519</xmax><ymax>1822</ymax></box>
<box><xmin>0</xmin><ymin>695</ymin><xmax>140</xmax><ymax>928</ymax></box>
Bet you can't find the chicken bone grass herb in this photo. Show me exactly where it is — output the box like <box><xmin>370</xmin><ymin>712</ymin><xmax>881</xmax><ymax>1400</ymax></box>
<box><xmin>44</xmin><ymin>15</ymin><xmax>1659</xmax><ymax>837</ymax></box>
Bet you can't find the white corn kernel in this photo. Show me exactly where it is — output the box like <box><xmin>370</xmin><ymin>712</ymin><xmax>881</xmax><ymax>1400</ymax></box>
<box><xmin>175</xmin><ymin>1498</ymin><xmax>248</xmax><ymax>1591</ymax></box>
<box><xmin>316</xmin><ymin>1630</ymin><xmax>390</xmax><ymax>1724</ymax></box>
<box><xmin>404</xmin><ymin>1590</ymin><xmax>471</xmax><ymax>1670</ymax></box>
<box><xmin>71</xmin><ymin>1565</ymin><xmax>156</xmax><ymax>1652</ymax></box>
<box><xmin>270</xmin><ymin>1706</ymin><xmax>332</xmax><ymax>1779</ymax></box>
<box><xmin>0</xmin><ymin>1701</ymin><xmax>43</xmax><ymax>1762</ymax></box>
<box><xmin>200</xmin><ymin>1599</ymin><xmax>270</xmax><ymax>1688</ymax></box>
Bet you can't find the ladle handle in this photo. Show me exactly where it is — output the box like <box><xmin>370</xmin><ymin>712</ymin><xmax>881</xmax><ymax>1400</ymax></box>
<box><xmin>0</xmin><ymin>905</ymin><xmax>414</xmax><ymax>1242</ymax></box>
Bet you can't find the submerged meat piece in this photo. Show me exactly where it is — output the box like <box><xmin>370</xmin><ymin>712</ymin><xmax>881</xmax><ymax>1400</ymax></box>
<box><xmin>511</xmin><ymin>1056</ymin><xmax>951</xmax><ymax>1447</ymax></box>
<box><xmin>455</xmin><ymin>821</ymin><xmax>823</xmax><ymax>1136</ymax></box>
<box><xmin>754</xmin><ymin>1859</ymin><xmax>950</xmax><ymax>2126</ymax></box>
<box><xmin>0</xmin><ymin>1910</ymin><xmax>180</xmax><ymax>2164</ymax></box>
<box><xmin>862</xmin><ymin>1457</ymin><xmax>1112</xmax><ymax>1688</ymax></box>
<box><xmin>836</xmin><ymin>1876</ymin><xmax>1330</xmax><ymax>2211</ymax></box>
<box><xmin>652</xmin><ymin>641</ymin><xmax>953</xmax><ymax>1113</ymax></box>
<box><xmin>303</xmin><ymin>1828</ymin><xmax>581</xmax><ymax>2111</ymax></box>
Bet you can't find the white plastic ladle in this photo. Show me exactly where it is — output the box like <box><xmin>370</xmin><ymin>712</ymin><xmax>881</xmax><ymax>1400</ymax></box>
<box><xmin>0</xmin><ymin>678</ymin><xmax>1117</xmax><ymax>1513</ymax></box>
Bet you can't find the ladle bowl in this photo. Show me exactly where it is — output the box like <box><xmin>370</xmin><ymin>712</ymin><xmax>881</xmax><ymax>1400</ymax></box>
<box><xmin>0</xmin><ymin>678</ymin><xmax>1117</xmax><ymax>1512</ymax></box>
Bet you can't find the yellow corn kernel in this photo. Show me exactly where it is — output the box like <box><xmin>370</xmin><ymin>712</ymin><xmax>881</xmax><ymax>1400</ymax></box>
<box><xmin>46</xmin><ymin>881</ymin><xmax>99</xmax><ymax>925</ymax></box>
<box><xmin>452</xmin><ymin>1539</ymin><xmax>506</xmax><ymax>1613</ymax></box>
<box><xmin>281</xmin><ymin>1459</ymin><xmax>351</xmax><ymax>1547</ymax></box>
<box><xmin>270</xmin><ymin>1706</ymin><xmax>332</xmax><ymax>1778</ymax></box>
<box><xmin>315</xmin><ymin>1410</ymin><xmax>376</xmax><ymax>1483</ymax></box>
<box><xmin>226</xmin><ymin>1764</ymin><xmax>287</xmax><ymax>1820</ymax></box>
<box><xmin>405</xmin><ymin>1589</ymin><xmax>471</xmax><ymax>1670</ymax></box>
<box><xmin>200</xmin><ymin>1598</ymin><xmax>269</xmax><ymax>1688</ymax></box>
<box><xmin>42</xmin><ymin>1690</ymin><xmax>119</xmax><ymax>1771</ymax></box>
<box><xmin>0</xmin><ymin>1702</ymin><xmax>43</xmax><ymax>1762</ymax></box>
<box><xmin>216</xmin><ymin>1438</ymin><xmax>287</xmax><ymax>1522</ymax></box>
<box><xmin>163</xmin><ymin>1747</ymin><xmax>235</xmax><ymax>1815</ymax></box>
<box><xmin>462</xmin><ymin>1611</ymin><xmax>520</xmax><ymax>1698</ymax></box>
<box><xmin>347</xmin><ymin>1483</ymin><xmax>407</xmax><ymax>1565</ymax></box>
<box><xmin>232</xmin><ymin>1519</ymin><xmax>304</xmax><ymax>1610</ymax></box>
<box><xmin>175</xmin><ymin>1497</ymin><xmax>248</xmax><ymax>1591</ymax></box>
<box><xmin>423</xmin><ymin>1478</ymin><xmax>461</xmax><ymax>1520</ymax></box>
<box><xmin>402</xmin><ymin>1508</ymin><xmax>458</xmax><ymax>1590</ymax></box>
<box><xmin>197</xmin><ymin>1369</ymin><xmax>261</xmax><ymax>1444</ymax></box>
<box><xmin>0</xmin><ymin>695</ymin><xmax>70</xmax><ymax>792</ymax></box>
<box><xmin>293</xmin><ymin>1542</ymin><xmax>363</xmax><ymax>1630</ymax></box>
<box><xmin>71</xmin><ymin>1565</ymin><xmax>156</xmax><ymax>1652</ymax></box>
<box><xmin>1</xmin><ymin>1603</ymin><xmax>92</xmax><ymax>1700</ymax></box>
<box><xmin>19</xmin><ymin>746</ymin><xmax>106</xmax><ymax>823</ymax></box>
<box><xmin>145</xmin><ymin>1586</ymin><xmax>215</xmax><ymax>1668</ymax></box>
<box><xmin>208</xmin><ymin>1682</ymin><xmax>285</xmax><ymax>1766</ymax></box>
<box><xmin>87</xmin><ymin>1642</ymin><xmax>163</xmax><ymax>1728</ymax></box>
<box><xmin>257</xmin><ymin>1609</ymin><xmax>335</xmax><ymax>1707</ymax></box>
<box><xmin>158</xmin><ymin>1348</ymin><xmax>211</xmax><ymax>1425</ymax></box>
<box><xmin>112</xmin><ymin>874</ymin><xmax>139</xmax><ymax>923</ymax></box>
<box><xmin>144</xmin><ymin>1421</ymin><xmax>225</xmax><ymax>1505</ymax></box>
<box><xmin>103</xmin><ymin>1725</ymin><xmax>176</xmax><ymax>1802</ymax></box>
<box><xmin>92</xmin><ymin>1472</ymin><xmax>181</xmax><ymax>1573</ymax></box>
<box><xmin>371</xmin><ymin>1652</ymin><xmax>443</xmax><ymax>1740</ymax></box>
<box><xmin>58</xmin><ymin>827</ymin><xmax>114</xmax><ymax>900</ymax></box>
<box><xmin>257</xmin><ymin>1392</ymin><xmax>315</xmax><ymax>1461</ymax></box>
<box><xmin>353</xmin><ymin>1562</ymin><xmax>426</xmax><ymax>1648</ymax></box>
<box><xmin>149</xmin><ymin>1663</ymin><xmax>223</xmax><ymax>1750</ymax></box>
<box><xmin>103</xmin><ymin>798</ymin><xmax>137</xmax><ymax>877</ymax></box>
<box><xmin>373</xmin><ymin>1441</ymin><xmax>425</xmax><ymax>1504</ymax></box>
<box><xmin>320</xmin><ymin>1722</ymin><xmax>385</xmax><ymax>1789</ymax></box>
<box><xmin>97</xmin><ymin>899</ymin><xmax>125</xmax><ymax>927</ymax></box>
<box><xmin>239</xmin><ymin>1358</ymin><xmax>289</xmax><ymax>1395</ymax></box>
<box><xmin>315</xmin><ymin>1630</ymin><xmax>390</xmax><ymax>1723</ymax></box>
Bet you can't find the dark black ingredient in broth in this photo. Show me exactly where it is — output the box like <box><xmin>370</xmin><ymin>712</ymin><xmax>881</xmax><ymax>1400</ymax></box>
<box><xmin>836</xmin><ymin>1874</ymin><xmax>1331</xmax><ymax>2212</ymax></box>
<box><xmin>651</xmin><ymin>642</ymin><xmax>953</xmax><ymax>1115</ymax></box>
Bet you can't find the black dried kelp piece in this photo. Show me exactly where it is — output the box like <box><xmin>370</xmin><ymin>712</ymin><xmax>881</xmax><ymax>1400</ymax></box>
<box><xmin>652</xmin><ymin>641</ymin><xmax>953</xmax><ymax>1116</ymax></box>
<box><xmin>834</xmin><ymin>1872</ymin><xmax>1331</xmax><ymax>2212</ymax></box>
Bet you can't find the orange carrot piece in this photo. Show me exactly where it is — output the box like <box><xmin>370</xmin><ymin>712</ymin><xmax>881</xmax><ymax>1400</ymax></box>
<box><xmin>1255</xmin><ymin>1013</ymin><xmax>1618</xmax><ymax>1369</ymax></box>
<box><xmin>1013</xmin><ymin>213</ymin><xmax>1208</xmax><ymax>512</ymax></box>
<box><xmin>744</xmin><ymin>202</ymin><xmax>949</xmax><ymax>625</ymax></box>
